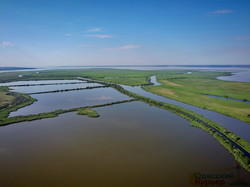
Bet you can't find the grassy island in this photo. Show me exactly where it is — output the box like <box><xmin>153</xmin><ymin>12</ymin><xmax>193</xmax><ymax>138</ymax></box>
<box><xmin>0</xmin><ymin>69</ymin><xmax>249</xmax><ymax>171</ymax></box>
<box><xmin>77</xmin><ymin>108</ymin><xmax>99</xmax><ymax>118</ymax></box>
<box><xmin>2</xmin><ymin>69</ymin><xmax>248</xmax><ymax>123</ymax></box>
<box><xmin>0</xmin><ymin>86</ymin><xmax>37</xmax><ymax>119</ymax></box>
<box><xmin>82</xmin><ymin>78</ymin><xmax>250</xmax><ymax>172</ymax></box>
<box><xmin>0</xmin><ymin>98</ymin><xmax>136</xmax><ymax>126</ymax></box>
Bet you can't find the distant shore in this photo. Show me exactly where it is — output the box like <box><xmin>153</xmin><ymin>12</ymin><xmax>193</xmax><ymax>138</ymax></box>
<box><xmin>0</xmin><ymin>67</ymin><xmax>36</xmax><ymax>71</ymax></box>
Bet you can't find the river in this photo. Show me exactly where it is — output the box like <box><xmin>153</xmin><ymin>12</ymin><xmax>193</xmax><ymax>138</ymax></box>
<box><xmin>0</xmin><ymin>77</ymin><xmax>250</xmax><ymax>186</ymax></box>
<box><xmin>120</xmin><ymin>76</ymin><xmax>250</xmax><ymax>142</ymax></box>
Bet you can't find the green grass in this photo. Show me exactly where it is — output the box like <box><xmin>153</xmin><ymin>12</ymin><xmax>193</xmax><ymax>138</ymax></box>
<box><xmin>0</xmin><ymin>99</ymin><xmax>135</xmax><ymax>126</ymax></box>
<box><xmin>0</xmin><ymin>68</ymin><xmax>186</xmax><ymax>86</ymax></box>
<box><xmin>0</xmin><ymin>109</ymin><xmax>64</xmax><ymax>125</ymax></box>
<box><xmin>0</xmin><ymin>71</ymin><xmax>33</xmax><ymax>83</ymax></box>
<box><xmin>190</xmin><ymin>121</ymin><xmax>250</xmax><ymax>172</ymax></box>
<box><xmin>143</xmin><ymin>71</ymin><xmax>250</xmax><ymax>123</ymax></box>
<box><xmin>2</xmin><ymin>69</ymin><xmax>249</xmax><ymax>123</ymax></box>
<box><xmin>1</xmin><ymin>69</ymin><xmax>249</xmax><ymax>123</ymax></box>
<box><xmin>0</xmin><ymin>86</ymin><xmax>37</xmax><ymax>119</ymax></box>
<box><xmin>0</xmin><ymin>69</ymin><xmax>249</xmax><ymax>171</ymax></box>
<box><xmin>99</xmin><ymin>77</ymin><xmax>150</xmax><ymax>86</ymax></box>
<box><xmin>102</xmin><ymin>82</ymin><xmax>250</xmax><ymax>172</ymax></box>
<box><xmin>0</xmin><ymin>87</ymin><xmax>15</xmax><ymax>108</ymax></box>
<box><xmin>77</xmin><ymin>108</ymin><xmax>99</xmax><ymax>118</ymax></box>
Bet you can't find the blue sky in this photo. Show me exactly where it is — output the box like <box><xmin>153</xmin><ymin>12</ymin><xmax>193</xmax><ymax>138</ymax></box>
<box><xmin>0</xmin><ymin>0</ymin><xmax>250</xmax><ymax>67</ymax></box>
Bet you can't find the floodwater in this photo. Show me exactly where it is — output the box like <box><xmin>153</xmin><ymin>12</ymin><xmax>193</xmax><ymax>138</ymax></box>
<box><xmin>205</xmin><ymin>94</ymin><xmax>250</xmax><ymax>103</ymax></box>
<box><xmin>1</xmin><ymin>78</ymin><xmax>250</xmax><ymax>186</ymax></box>
<box><xmin>8</xmin><ymin>82</ymin><xmax>101</xmax><ymax>94</ymax></box>
<box><xmin>9</xmin><ymin>87</ymin><xmax>131</xmax><ymax>116</ymax></box>
<box><xmin>150</xmin><ymin>76</ymin><xmax>161</xmax><ymax>85</ymax></box>
<box><xmin>0</xmin><ymin>79</ymin><xmax>84</xmax><ymax>86</ymax></box>
<box><xmin>120</xmin><ymin>77</ymin><xmax>250</xmax><ymax>142</ymax></box>
<box><xmin>1</xmin><ymin>102</ymin><xmax>249</xmax><ymax>186</ymax></box>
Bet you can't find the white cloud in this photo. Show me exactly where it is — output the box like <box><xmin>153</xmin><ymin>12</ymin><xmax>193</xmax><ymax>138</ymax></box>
<box><xmin>205</xmin><ymin>9</ymin><xmax>233</xmax><ymax>16</ymax></box>
<box><xmin>23</xmin><ymin>46</ymin><xmax>37</xmax><ymax>50</ymax></box>
<box><xmin>106</xmin><ymin>45</ymin><xmax>141</xmax><ymax>51</ymax></box>
<box><xmin>234</xmin><ymin>37</ymin><xmax>250</xmax><ymax>41</ymax></box>
<box><xmin>86</xmin><ymin>27</ymin><xmax>102</xmax><ymax>32</ymax></box>
<box><xmin>84</xmin><ymin>34</ymin><xmax>113</xmax><ymax>38</ymax></box>
<box><xmin>64</xmin><ymin>33</ymin><xmax>73</xmax><ymax>36</ymax></box>
<box><xmin>212</xmin><ymin>9</ymin><xmax>232</xmax><ymax>14</ymax></box>
<box><xmin>78</xmin><ymin>44</ymin><xmax>91</xmax><ymax>47</ymax></box>
<box><xmin>1</xmin><ymin>41</ymin><xmax>13</xmax><ymax>47</ymax></box>
<box><xmin>120</xmin><ymin>45</ymin><xmax>141</xmax><ymax>50</ymax></box>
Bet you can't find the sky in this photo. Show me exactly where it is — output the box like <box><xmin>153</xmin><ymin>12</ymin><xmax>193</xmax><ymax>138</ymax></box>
<box><xmin>0</xmin><ymin>0</ymin><xmax>250</xmax><ymax>67</ymax></box>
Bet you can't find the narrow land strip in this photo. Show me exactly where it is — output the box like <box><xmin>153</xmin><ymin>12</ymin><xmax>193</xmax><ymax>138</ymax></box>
<box><xmin>5</xmin><ymin>82</ymin><xmax>87</xmax><ymax>87</ymax></box>
<box><xmin>0</xmin><ymin>70</ymin><xmax>249</xmax><ymax>172</ymax></box>
<box><xmin>80</xmin><ymin>77</ymin><xmax>250</xmax><ymax>172</ymax></box>
<box><xmin>28</xmin><ymin>85</ymin><xmax>108</xmax><ymax>95</ymax></box>
<box><xmin>0</xmin><ymin>99</ymin><xmax>136</xmax><ymax>126</ymax></box>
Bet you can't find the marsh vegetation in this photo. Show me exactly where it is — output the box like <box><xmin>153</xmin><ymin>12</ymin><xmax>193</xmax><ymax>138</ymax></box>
<box><xmin>0</xmin><ymin>68</ymin><xmax>249</xmax><ymax>172</ymax></box>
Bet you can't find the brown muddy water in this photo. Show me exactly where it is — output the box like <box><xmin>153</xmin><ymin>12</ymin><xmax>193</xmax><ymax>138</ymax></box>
<box><xmin>1</xmin><ymin>101</ymin><xmax>249</xmax><ymax>187</ymax></box>
<box><xmin>9</xmin><ymin>87</ymin><xmax>131</xmax><ymax>117</ymax></box>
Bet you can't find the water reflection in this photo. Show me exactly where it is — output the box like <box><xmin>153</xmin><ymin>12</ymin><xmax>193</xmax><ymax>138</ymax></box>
<box><xmin>205</xmin><ymin>94</ymin><xmax>250</xmax><ymax>103</ymax></box>
<box><xmin>9</xmin><ymin>82</ymin><xmax>101</xmax><ymax>94</ymax></box>
<box><xmin>217</xmin><ymin>69</ymin><xmax>250</xmax><ymax>82</ymax></box>
<box><xmin>9</xmin><ymin>88</ymin><xmax>131</xmax><ymax>116</ymax></box>
<box><xmin>120</xmin><ymin>77</ymin><xmax>250</xmax><ymax>142</ymax></box>
<box><xmin>0</xmin><ymin>79</ymin><xmax>84</xmax><ymax>86</ymax></box>
<box><xmin>1</xmin><ymin>102</ymin><xmax>249</xmax><ymax>186</ymax></box>
<box><xmin>150</xmin><ymin>76</ymin><xmax>161</xmax><ymax>85</ymax></box>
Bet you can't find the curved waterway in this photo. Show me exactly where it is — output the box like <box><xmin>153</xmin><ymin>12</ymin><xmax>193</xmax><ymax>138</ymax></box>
<box><xmin>205</xmin><ymin>94</ymin><xmax>250</xmax><ymax>103</ymax></box>
<box><xmin>121</xmin><ymin>76</ymin><xmax>250</xmax><ymax>142</ymax></box>
<box><xmin>1</xmin><ymin>78</ymin><xmax>250</xmax><ymax>186</ymax></box>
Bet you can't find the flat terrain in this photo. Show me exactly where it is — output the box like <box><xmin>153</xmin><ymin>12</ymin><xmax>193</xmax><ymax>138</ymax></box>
<box><xmin>1</xmin><ymin>69</ymin><xmax>249</xmax><ymax>124</ymax></box>
<box><xmin>0</xmin><ymin>87</ymin><xmax>15</xmax><ymax>109</ymax></box>
<box><xmin>143</xmin><ymin>71</ymin><xmax>250</xmax><ymax>123</ymax></box>
<box><xmin>0</xmin><ymin>68</ymin><xmax>249</xmax><ymax>172</ymax></box>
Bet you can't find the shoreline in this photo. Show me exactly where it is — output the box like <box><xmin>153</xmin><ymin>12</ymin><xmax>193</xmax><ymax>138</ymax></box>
<box><xmin>0</xmin><ymin>70</ymin><xmax>249</xmax><ymax>172</ymax></box>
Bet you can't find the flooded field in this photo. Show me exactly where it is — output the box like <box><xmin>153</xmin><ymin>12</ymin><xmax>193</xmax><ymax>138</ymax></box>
<box><xmin>8</xmin><ymin>82</ymin><xmax>101</xmax><ymax>94</ymax></box>
<box><xmin>0</xmin><ymin>79</ymin><xmax>84</xmax><ymax>86</ymax></box>
<box><xmin>0</xmin><ymin>79</ymin><xmax>249</xmax><ymax>186</ymax></box>
<box><xmin>1</xmin><ymin>102</ymin><xmax>249</xmax><ymax>186</ymax></box>
<box><xmin>9</xmin><ymin>87</ymin><xmax>130</xmax><ymax>116</ymax></box>
<box><xmin>121</xmin><ymin>77</ymin><xmax>250</xmax><ymax>142</ymax></box>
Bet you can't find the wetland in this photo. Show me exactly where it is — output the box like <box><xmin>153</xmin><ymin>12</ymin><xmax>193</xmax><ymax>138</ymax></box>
<box><xmin>0</xmin><ymin>68</ymin><xmax>250</xmax><ymax>186</ymax></box>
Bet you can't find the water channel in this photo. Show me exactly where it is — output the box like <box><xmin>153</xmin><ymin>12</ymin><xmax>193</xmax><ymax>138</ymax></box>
<box><xmin>9</xmin><ymin>86</ymin><xmax>131</xmax><ymax>116</ymax></box>
<box><xmin>0</xmin><ymin>78</ymin><xmax>249</xmax><ymax>186</ymax></box>
<box><xmin>1</xmin><ymin>101</ymin><xmax>249</xmax><ymax>186</ymax></box>
<box><xmin>120</xmin><ymin>76</ymin><xmax>250</xmax><ymax>142</ymax></box>
<box><xmin>205</xmin><ymin>94</ymin><xmax>250</xmax><ymax>103</ymax></box>
<box><xmin>0</xmin><ymin>79</ymin><xmax>84</xmax><ymax>86</ymax></box>
<box><xmin>8</xmin><ymin>82</ymin><xmax>101</xmax><ymax>94</ymax></box>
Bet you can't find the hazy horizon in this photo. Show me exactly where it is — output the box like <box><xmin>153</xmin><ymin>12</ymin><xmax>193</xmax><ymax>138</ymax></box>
<box><xmin>1</xmin><ymin>0</ymin><xmax>250</xmax><ymax>67</ymax></box>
